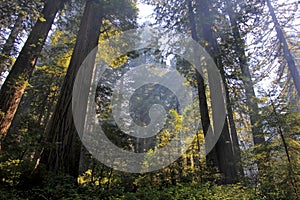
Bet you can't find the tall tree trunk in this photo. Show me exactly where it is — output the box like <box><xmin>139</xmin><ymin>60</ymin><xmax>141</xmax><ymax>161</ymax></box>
<box><xmin>226</xmin><ymin>1</ymin><xmax>265</xmax><ymax>146</ymax></box>
<box><xmin>266</xmin><ymin>0</ymin><xmax>300</xmax><ymax>97</ymax></box>
<box><xmin>188</xmin><ymin>0</ymin><xmax>240</xmax><ymax>183</ymax></box>
<box><xmin>40</xmin><ymin>0</ymin><xmax>103</xmax><ymax>178</ymax></box>
<box><xmin>0</xmin><ymin>13</ymin><xmax>24</xmax><ymax>77</ymax></box>
<box><xmin>0</xmin><ymin>0</ymin><xmax>66</xmax><ymax>144</ymax></box>
<box><xmin>225</xmin><ymin>1</ymin><xmax>266</xmax><ymax>178</ymax></box>
<box><xmin>219</xmin><ymin>66</ymin><xmax>244</xmax><ymax>177</ymax></box>
<box><xmin>187</xmin><ymin>0</ymin><xmax>219</xmax><ymax>172</ymax></box>
<box><xmin>197</xmin><ymin>0</ymin><xmax>241</xmax><ymax>183</ymax></box>
<box><xmin>2</xmin><ymin>92</ymin><xmax>31</xmax><ymax>157</ymax></box>
<box><xmin>3</xmin><ymin>72</ymin><xmax>55</xmax><ymax>153</ymax></box>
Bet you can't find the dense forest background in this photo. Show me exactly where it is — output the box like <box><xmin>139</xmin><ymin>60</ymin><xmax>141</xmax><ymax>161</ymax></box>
<box><xmin>0</xmin><ymin>0</ymin><xmax>299</xmax><ymax>199</ymax></box>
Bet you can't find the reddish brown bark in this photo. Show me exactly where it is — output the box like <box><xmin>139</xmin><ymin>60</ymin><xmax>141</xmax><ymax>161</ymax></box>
<box><xmin>0</xmin><ymin>0</ymin><xmax>66</xmax><ymax>143</ymax></box>
<box><xmin>41</xmin><ymin>0</ymin><xmax>103</xmax><ymax>177</ymax></box>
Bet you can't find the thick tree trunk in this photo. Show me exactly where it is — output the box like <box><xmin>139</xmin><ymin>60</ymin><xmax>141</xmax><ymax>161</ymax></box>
<box><xmin>187</xmin><ymin>0</ymin><xmax>219</xmax><ymax>171</ymax></box>
<box><xmin>0</xmin><ymin>0</ymin><xmax>65</xmax><ymax>143</ymax></box>
<box><xmin>226</xmin><ymin>2</ymin><xmax>265</xmax><ymax>146</ymax></box>
<box><xmin>188</xmin><ymin>0</ymin><xmax>241</xmax><ymax>183</ymax></box>
<box><xmin>40</xmin><ymin>0</ymin><xmax>103</xmax><ymax>178</ymax></box>
<box><xmin>215</xmin><ymin>120</ymin><xmax>240</xmax><ymax>183</ymax></box>
<box><xmin>2</xmin><ymin>75</ymin><xmax>54</xmax><ymax>157</ymax></box>
<box><xmin>219</xmin><ymin>66</ymin><xmax>244</xmax><ymax>177</ymax></box>
<box><xmin>2</xmin><ymin>92</ymin><xmax>31</xmax><ymax>157</ymax></box>
<box><xmin>266</xmin><ymin>0</ymin><xmax>300</xmax><ymax>97</ymax></box>
<box><xmin>0</xmin><ymin>13</ymin><xmax>24</xmax><ymax>77</ymax></box>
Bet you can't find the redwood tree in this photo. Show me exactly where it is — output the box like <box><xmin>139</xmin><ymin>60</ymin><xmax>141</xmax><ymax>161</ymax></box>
<box><xmin>187</xmin><ymin>0</ymin><xmax>241</xmax><ymax>183</ymax></box>
<box><xmin>40</xmin><ymin>0</ymin><xmax>103</xmax><ymax>178</ymax></box>
<box><xmin>0</xmin><ymin>0</ymin><xmax>67</xmax><ymax>143</ymax></box>
<box><xmin>225</xmin><ymin>1</ymin><xmax>265</xmax><ymax>146</ymax></box>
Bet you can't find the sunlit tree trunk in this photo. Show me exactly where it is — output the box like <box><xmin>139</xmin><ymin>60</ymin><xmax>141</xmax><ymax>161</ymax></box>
<box><xmin>0</xmin><ymin>0</ymin><xmax>66</xmax><ymax>145</ymax></box>
<box><xmin>40</xmin><ymin>0</ymin><xmax>103</xmax><ymax>178</ymax></box>
<box><xmin>187</xmin><ymin>0</ymin><xmax>241</xmax><ymax>183</ymax></box>
<box><xmin>187</xmin><ymin>0</ymin><xmax>219</xmax><ymax>172</ymax></box>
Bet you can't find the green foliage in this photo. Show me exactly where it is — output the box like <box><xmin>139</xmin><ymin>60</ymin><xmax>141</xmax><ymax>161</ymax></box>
<box><xmin>0</xmin><ymin>173</ymin><xmax>261</xmax><ymax>200</ymax></box>
<box><xmin>0</xmin><ymin>158</ymin><xmax>22</xmax><ymax>186</ymax></box>
<box><xmin>0</xmin><ymin>151</ymin><xmax>266</xmax><ymax>200</ymax></box>
<box><xmin>117</xmin><ymin>183</ymin><xmax>259</xmax><ymax>200</ymax></box>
